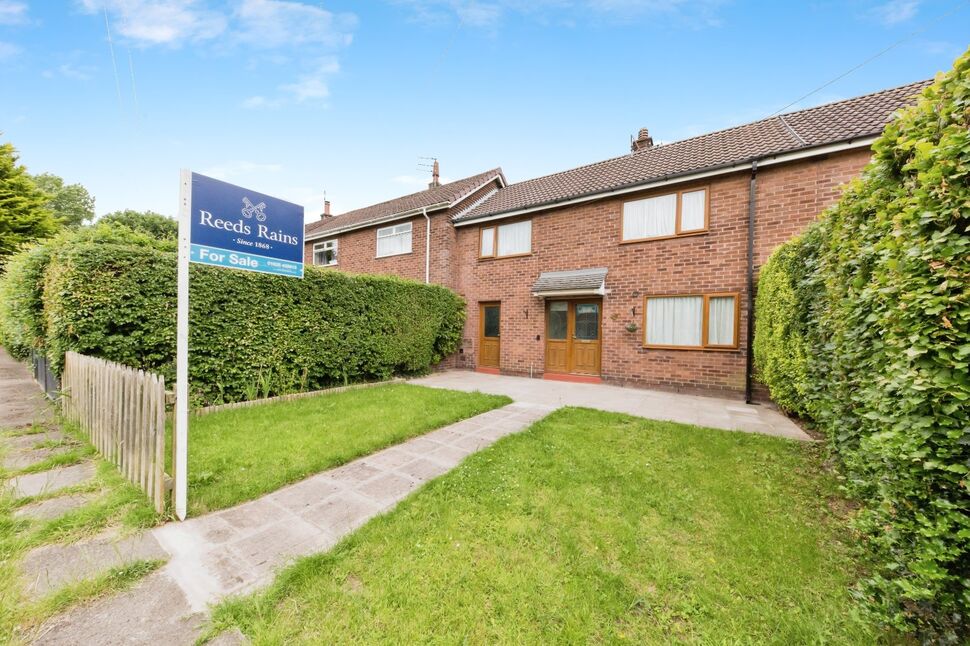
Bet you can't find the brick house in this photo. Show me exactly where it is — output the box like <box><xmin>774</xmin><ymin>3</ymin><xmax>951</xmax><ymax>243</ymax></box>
<box><xmin>304</xmin><ymin>80</ymin><xmax>929</xmax><ymax>400</ymax></box>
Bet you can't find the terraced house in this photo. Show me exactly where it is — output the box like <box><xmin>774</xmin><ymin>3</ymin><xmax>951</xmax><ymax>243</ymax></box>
<box><xmin>304</xmin><ymin>79</ymin><xmax>929</xmax><ymax>400</ymax></box>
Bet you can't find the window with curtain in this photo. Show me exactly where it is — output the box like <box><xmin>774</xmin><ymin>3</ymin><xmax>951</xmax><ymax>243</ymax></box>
<box><xmin>622</xmin><ymin>187</ymin><xmax>708</xmax><ymax>241</ymax></box>
<box><xmin>312</xmin><ymin>239</ymin><xmax>338</xmax><ymax>266</ymax></box>
<box><xmin>376</xmin><ymin>222</ymin><xmax>412</xmax><ymax>257</ymax></box>
<box><xmin>707</xmin><ymin>295</ymin><xmax>737</xmax><ymax>346</ymax></box>
<box><xmin>480</xmin><ymin>220</ymin><xmax>532</xmax><ymax>257</ymax></box>
<box><xmin>644</xmin><ymin>293</ymin><xmax>738</xmax><ymax>348</ymax></box>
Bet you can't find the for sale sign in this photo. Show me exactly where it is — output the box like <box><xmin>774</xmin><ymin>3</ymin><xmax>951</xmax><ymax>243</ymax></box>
<box><xmin>188</xmin><ymin>172</ymin><xmax>304</xmax><ymax>277</ymax></box>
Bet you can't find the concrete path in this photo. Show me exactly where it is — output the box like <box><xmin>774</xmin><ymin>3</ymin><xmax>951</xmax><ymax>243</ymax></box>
<box><xmin>0</xmin><ymin>348</ymin><xmax>51</xmax><ymax>429</ymax></box>
<box><xmin>411</xmin><ymin>370</ymin><xmax>810</xmax><ymax>441</ymax></box>
<box><xmin>33</xmin><ymin>401</ymin><xmax>553</xmax><ymax>644</ymax></box>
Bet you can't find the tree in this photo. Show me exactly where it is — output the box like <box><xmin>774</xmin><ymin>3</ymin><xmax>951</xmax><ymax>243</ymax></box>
<box><xmin>99</xmin><ymin>209</ymin><xmax>177</xmax><ymax>239</ymax></box>
<box><xmin>31</xmin><ymin>172</ymin><xmax>95</xmax><ymax>228</ymax></box>
<box><xmin>0</xmin><ymin>142</ymin><xmax>57</xmax><ymax>267</ymax></box>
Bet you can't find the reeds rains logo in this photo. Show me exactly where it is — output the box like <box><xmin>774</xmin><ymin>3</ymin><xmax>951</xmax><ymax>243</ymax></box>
<box><xmin>241</xmin><ymin>197</ymin><xmax>267</xmax><ymax>222</ymax></box>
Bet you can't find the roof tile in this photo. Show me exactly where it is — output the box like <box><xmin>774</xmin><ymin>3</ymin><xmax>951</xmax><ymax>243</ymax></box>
<box><xmin>458</xmin><ymin>80</ymin><xmax>930</xmax><ymax>222</ymax></box>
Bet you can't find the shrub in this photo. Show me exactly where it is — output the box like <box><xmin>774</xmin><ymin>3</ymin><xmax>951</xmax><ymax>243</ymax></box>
<box><xmin>754</xmin><ymin>51</ymin><xmax>970</xmax><ymax>640</ymax></box>
<box><xmin>98</xmin><ymin>210</ymin><xmax>177</xmax><ymax>240</ymax></box>
<box><xmin>41</xmin><ymin>242</ymin><xmax>465</xmax><ymax>406</ymax></box>
<box><xmin>0</xmin><ymin>244</ymin><xmax>51</xmax><ymax>358</ymax></box>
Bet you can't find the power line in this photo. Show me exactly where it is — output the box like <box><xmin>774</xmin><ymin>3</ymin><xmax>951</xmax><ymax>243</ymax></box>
<box><xmin>768</xmin><ymin>0</ymin><xmax>968</xmax><ymax>117</ymax></box>
<box><xmin>102</xmin><ymin>4</ymin><xmax>124</xmax><ymax>115</ymax></box>
<box><xmin>119</xmin><ymin>0</ymin><xmax>141</xmax><ymax>121</ymax></box>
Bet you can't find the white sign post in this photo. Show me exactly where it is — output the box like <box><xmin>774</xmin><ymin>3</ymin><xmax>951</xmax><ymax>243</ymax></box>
<box><xmin>174</xmin><ymin>170</ymin><xmax>191</xmax><ymax>520</ymax></box>
<box><xmin>173</xmin><ymin>170</ymin><xmax>305</xmax><ymax>520</ymax></box>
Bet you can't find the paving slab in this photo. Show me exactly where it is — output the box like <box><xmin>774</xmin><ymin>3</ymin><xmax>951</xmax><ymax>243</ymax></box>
<box><xmin>2</xmin><ymin>445</ymin><xmax>73</xmax><ymax>470</ymax></box>
<box><xmin>6</xmin><ymin>461</ymin><xmax>96</xmax><ymax>499</ymax></box>
<box><xmin>13</xmin><ymin>493</ymin><xmax>96</xmax><ymax>521</ymax></box>
<box><xmin>21</xmin><ymin>529</ymin><xmax>168</xmax><ymax>598</ymax></box>
<box><xmin>31</xmin><ymin>570</ymin><xmax>205</xmax><ymax>646</ymax></box>
<box><xmin>411</xmin><ymin>371</ymin><xmax>812</xmax><ymax>441</ymax></box>
<box><xmin>3</xmin><ymin>428</ymin><xmax>69</xmax><ymax>451</ymax></box>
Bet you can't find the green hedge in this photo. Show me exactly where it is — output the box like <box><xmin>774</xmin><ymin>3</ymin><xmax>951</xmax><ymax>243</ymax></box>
<box><xmin>0</xmin><ymin>243</ymin><xmax>51</xmax><ymax>358</ymax></box>
<box><xmin>38</xmin><ymin>242</ymin><xmax>464</xmax><ymax>406</ymax></box>
<box><xmin>755</xmin><ymin>52</ymin><xmax>969</xmax><ymax>640</ymax></box>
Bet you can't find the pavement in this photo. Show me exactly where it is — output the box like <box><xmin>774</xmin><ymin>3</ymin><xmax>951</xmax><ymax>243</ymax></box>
<box><xmin>410</xmin><ymin>370</ymin><xmax>811</xmax><ymax>441</ymax></box>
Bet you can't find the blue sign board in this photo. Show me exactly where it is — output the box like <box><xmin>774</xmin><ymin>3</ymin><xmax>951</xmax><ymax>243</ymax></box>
<box><xmin>189</xmin><ymin>172</ymin><xmax>304</xmax><ymax>278</ymax></box>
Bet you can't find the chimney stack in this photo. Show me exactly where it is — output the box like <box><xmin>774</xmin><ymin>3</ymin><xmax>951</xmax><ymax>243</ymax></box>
<box><xmin>631</xmin><ymin>127</ymin><xmax>654</xmax><ymax>152</ymax></box>
<box><xmin>428</xmin><ymin>159</ymin><xmax>440</xmax><ymax>188</ymax></box>
<box><xmin>319</xmin><ymin>199</ymin><xmax>332</xmax><ymax>220</ymax></box>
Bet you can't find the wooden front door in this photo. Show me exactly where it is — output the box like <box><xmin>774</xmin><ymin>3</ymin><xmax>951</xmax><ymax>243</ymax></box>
<box><xmin>545</xmin><ymin>299</ymin><xmax>602</xmax><ymax>376</ymax></box>
<box><xmin>479</xmin><ymin>302</ymin><xmax>501</xmax><ymax>368</ymax></box>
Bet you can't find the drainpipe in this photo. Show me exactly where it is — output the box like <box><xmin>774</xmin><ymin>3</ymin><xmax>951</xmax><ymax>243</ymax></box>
<box><xmin>423</xmin><ymin>207</ymin><xmax>430</xmax><ymax>284</ymax></box>
<box><xmin>744</xmin><ymin>161</ymin><xmax>758</xmax><ymax>404</ymax></box>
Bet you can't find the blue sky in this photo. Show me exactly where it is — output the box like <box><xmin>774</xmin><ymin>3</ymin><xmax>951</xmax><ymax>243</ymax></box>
<box><xmin>1</xmin><ymin>1</ymin><xmax>966</xmax><ymax>222</ymax></box>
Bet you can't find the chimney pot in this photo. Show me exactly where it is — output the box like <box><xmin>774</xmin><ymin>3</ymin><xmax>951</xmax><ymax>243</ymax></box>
<box><xmin>428</xmin><ymin>159</ymin><xmax>441</xmax><ymax>188</ymax></box>
<box><xmin>319</xmin><ymin>200</ymin><xmax>332</xmax><ymax>220</ymax></box>
<box><xmin>631</xmin><ymin>127</ymin><xmax>654</xmax><ymax>152</ymax></box>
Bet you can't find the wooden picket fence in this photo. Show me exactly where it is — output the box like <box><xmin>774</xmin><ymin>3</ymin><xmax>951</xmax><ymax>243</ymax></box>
<box><xmin>60</xmin><ymin>351</ymin><xmax>167</xmax><ymax>512</ymax></box>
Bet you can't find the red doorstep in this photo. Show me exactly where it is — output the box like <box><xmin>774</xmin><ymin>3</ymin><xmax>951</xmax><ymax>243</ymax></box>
<box><xmin>543</xmin><ymin>373</ymin><xmax>603</xmax><ymax>384</ymax></box>
<box><xmin>476</xmin><ymin>367</ymin><xmax>501</xmax><ymax>375</ymax></box>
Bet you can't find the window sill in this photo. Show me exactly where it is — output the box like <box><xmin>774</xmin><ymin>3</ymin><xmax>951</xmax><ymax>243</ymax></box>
<box><xmin>641</xmin><ymin>344</ymin><xmax>740</xmax><ymax>352</ymax></box>
<box><xmin>478</xmin><ymin>252</ymin><xmax>533</xmax><ymax>262</ymax></box>
<box><xmin>620</xmin><ymin>230</ymin><xmax>708</xmax><ymax>245</ymax></box>
<box><xmin>375</xmin><ymin>252</ymin><xmax>413</xmax><ymax>259</ymax></box>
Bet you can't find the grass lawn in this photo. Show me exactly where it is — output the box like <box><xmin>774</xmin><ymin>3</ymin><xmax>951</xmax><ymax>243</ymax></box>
<box><xmin>178</xmin><ymin>383</ymin><xmax>511</xmax><ymax>516</ymax></box>
<box><xmin>211</xmin><ymin>407</ymin><xmax>875</xmax><ymax>644</ymax></box>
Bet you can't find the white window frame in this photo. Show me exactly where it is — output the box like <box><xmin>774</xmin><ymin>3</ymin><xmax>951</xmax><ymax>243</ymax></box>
<box><xmin>479</xmin><ymin>219</ymin><xmax>532</xmax><ymax>258</ymax></box>
<box><xmin>622</xmin><ymin>187</ymin><xmax>709</xmax><ymax>242</ymax></box>
<box><xmin>312</xmin><ymin>239</ymin><xmax>338</xmax><ymax>266</ymax></box>
<box><xmin>643</xmin><ymin>292</ymin><xmax>739</xmax><ymax>349</ymax></box>
<box><xmin>376</xmin><ymin>221</ymin><xmax>413</xmax><ymax>258</ymax></box>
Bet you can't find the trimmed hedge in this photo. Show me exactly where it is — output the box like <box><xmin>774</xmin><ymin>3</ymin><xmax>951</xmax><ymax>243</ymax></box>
<box><xmin>38</xmin><ymin>242</ymin><xmax>464</xmax><ymax>406</ymax></box>
<box><xmin>755</xmin><ymin>51</ymin><xmax>969</xmax><ymax>640</ymax></box>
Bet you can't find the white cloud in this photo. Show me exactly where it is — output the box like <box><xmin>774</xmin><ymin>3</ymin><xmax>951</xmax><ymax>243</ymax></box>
<box><xmin>201</xmin><ymin>160</ymin><xmax>285</xmax><ymax>180</ymax></box>
<box><xmin>44</xmin><ymin>63</ymin><xmax>96</xmax><ymax>80</ymax></box>
<box><xmin>79</xmin><ymin>0</ymin><xmax>227</xmax><ymax>46</ymax></box>
<box><xmin>241</xmin><ymin>95</ymin><xmax>282</xmax><ymax>109</ymax></box>
<box><xmin>280</xmin><ymin>57</ymin><xmax>339</xmax><ymax>102</ymax></box>
<box><xmin>0</xmin><ymin>40</ymin><xmax>19</xmax><ymax>59</ymax></box>
<box><xmin>871</xmin><ymin>0</ymin><xmax>919</xmax><ymax>25</ymax></box>
<box><xmin>234</xmin><ymin>0</ymin><xmax>356</xmax><ymax>48</ymax></box>
<box><xmin>0</xmin><ymin>0</ymin><xmax>27</xmax><ymax>25</ymax></box>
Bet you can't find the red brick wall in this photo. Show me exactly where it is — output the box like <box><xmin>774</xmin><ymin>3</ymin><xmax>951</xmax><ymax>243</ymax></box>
<box><xmin>454</xmin><ymin>148</ymin><xmax>872</xmax><ymax>396</ymax></box>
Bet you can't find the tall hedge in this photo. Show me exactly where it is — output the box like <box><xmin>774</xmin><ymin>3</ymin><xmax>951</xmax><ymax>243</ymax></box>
<box><xmin>0</xmin><ymin>244</ymin><xmax>51</xmax><ymax>358</ymax></box>
<box><xmin>39</xmin><ymin>242</ymin><xmax>465</xmax><ymax>406</ymax></box>
<box><xmin>755</xmin><ymin>51</ymin><xmax>969</xmax><ymax>640</ymax></box>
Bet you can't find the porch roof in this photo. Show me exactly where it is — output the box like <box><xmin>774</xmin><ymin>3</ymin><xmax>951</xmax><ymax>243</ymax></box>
<box><xmin>531</xmin><ymin>268</ymin><xmax>608</xmax><ymax>297</ymax></box>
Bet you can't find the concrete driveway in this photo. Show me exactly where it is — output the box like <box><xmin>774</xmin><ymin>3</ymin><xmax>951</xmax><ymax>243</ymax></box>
<box><xmin>411</xmin><ymin>371</ymin><xmax>811</xmax><ymax>441</ymax></box>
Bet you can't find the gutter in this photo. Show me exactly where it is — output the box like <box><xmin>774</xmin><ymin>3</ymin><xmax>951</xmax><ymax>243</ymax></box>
<box><xmin>422</xmin><ymin>207</ymin><xmax>430</xmax><ymax>284</ymax></box>
<box><xmin>745</xmin><ymin>161</ymin><xmax>758</xmax><ymax>405</ymax></box>
<box><xmin>453</xmin><ymin>136</ymin><xmax>878</xmax><ymax>227</ymax></box>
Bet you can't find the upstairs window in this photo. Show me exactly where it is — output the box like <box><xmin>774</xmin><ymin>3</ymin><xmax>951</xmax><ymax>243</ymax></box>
<box><xmin>644</xmin><ymin>293</ymin><xmax>738</xmax><ymax>349</ymax></box>
<box><xmin>480</xmin><ymin>220</ymin><xmax>532</xmax><ymax>258</ymax></box>
<box><xmin>622</xmin><ymin>187</ymin><xmax>708</xmax><ymax>242</ymax></box>
<box><xmin>376</xmin><ymin>222</ymin><xmax>412</xmax><ymax>257</ymax></box>
<box><xmin>312</xmin><ymin>239</ymin><xmax>338</xmax><ymax>266</ymax></box>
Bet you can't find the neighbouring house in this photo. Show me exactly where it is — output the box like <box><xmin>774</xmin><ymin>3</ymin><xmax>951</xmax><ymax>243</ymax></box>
<box><xmin>304</xmin><ymin>79</ymin><xmax>930</xmax><ymax>400</ymax></box>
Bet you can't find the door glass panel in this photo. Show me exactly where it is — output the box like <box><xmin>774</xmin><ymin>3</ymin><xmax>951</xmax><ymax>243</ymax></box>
<box><xmin>547</xmin><ymin>302</ymin><xmax>567</xmax><ymax>340</ymax></box>
<box><xmin>574</xmin><ymin>303</ymin><xmax>599</xmax><ymax>340</ymax></box>
<box><xmin>483</xmin><ymin>306</ymin><xmax>500</xmax><ymax>338</ymax></box>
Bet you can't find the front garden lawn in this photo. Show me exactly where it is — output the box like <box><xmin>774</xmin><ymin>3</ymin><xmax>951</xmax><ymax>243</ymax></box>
<box><xmin>178</xmin><ymin>384</ymin><xmax>510</xmax><ymax>516</ymax></box>
<box><xmin>211</xmin><ymin>407</ymin><xmax>875</xmax><ymax>644</ymax></box>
